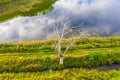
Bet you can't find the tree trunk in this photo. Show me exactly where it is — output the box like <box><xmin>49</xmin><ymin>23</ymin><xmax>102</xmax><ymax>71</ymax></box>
<box><xmin>59</xmin><ymin>54</ymin><xmax>64</xmax><ymax>64</ymax></box>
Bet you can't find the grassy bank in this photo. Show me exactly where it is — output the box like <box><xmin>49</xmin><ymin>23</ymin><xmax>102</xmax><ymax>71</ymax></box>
<box><xmin>0</xmin><ymin>49</ymin><xmax>120</xmax><ymax>73</ymax></box>
<box><xmin>0</xmin><ymin>68</ymin><xmax>120</xmax><ymax>80</ymax></box>
<box><xmin>0</xmin><ymin>37</ymin><xmax>120</xmax><ymax>53</ymax></box>
<box><xmin>0</xmin><ymin>37</ymin><xmax>120</xmax><ymax>79</ymax></box>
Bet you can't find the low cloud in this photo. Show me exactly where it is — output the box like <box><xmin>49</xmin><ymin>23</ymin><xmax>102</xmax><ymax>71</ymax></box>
<box><xmin>0</xmin><ymin>0</ymin><xmax>120</xmax><ymax>42</ymax></box>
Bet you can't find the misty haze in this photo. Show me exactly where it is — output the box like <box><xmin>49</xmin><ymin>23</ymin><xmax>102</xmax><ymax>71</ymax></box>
<box><xmin>0</xmin><ymin>0</ymin><xmax>120</xmax><ymax>42</ymax></box>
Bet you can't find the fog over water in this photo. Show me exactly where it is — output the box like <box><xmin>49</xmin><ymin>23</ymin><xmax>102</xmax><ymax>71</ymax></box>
<box><xmin>0</xmin><ymin>0</ymin><xmax>120</xmax><ymax>42</ymax></box>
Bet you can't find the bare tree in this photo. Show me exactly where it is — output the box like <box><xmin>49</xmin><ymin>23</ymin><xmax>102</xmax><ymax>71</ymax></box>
<box><xmin>52</xmin><ymin>15</ymin><xmax>86</xmax><ymax>64</ymax></box>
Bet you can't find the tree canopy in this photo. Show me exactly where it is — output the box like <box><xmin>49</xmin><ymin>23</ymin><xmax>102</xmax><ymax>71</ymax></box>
<box><xmin>0</xmin><ymin>0</ymin><xmax>56</xmax><ymax>23</ymax></box>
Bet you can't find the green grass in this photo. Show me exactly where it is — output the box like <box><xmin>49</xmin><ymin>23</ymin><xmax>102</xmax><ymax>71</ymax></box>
<box><xmin>0</xmin><ymin>50</ymin><xmax>120</xmax><ymax>73</ymax></box>
<box><xmin>0</xmin><ymin>69</ymin><xmax>120</xmax><ymax>80</ymax></box>
<box><xmin>0</xmin><ymin>37</ymin><xmax>120</xmax><ymax>79</ymax></box>
<box><xmin>0</xmin><ymin>0</ymin><xmax>56</xmax><ymax>23</ymax></box>
<box><xmin>0</xmin><ymin>36</ymin><xmax>120</xmax><ymax>54</ymax></box>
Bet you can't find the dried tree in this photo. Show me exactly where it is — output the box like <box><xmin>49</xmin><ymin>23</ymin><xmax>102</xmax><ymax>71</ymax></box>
<box><xmin>52</xmin><ymin>15</ymin><xmax>86</xmax><ymax>64</ymax></box>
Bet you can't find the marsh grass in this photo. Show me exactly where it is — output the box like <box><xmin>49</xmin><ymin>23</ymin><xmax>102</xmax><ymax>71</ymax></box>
<box><xmin>0</xmin><ymin>37</ymin><xmax>120</xmax><ymax>79</ymax></box>
<box><xmin>0</xmin><ymin>0</ymin><xmax>56</xmax><ymax>22</ymax></box>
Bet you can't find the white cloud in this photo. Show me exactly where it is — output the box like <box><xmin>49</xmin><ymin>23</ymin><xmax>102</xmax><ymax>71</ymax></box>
<box><xmin>0</xmin><ymin>0</ymin><xmax>120</xmax><ymax>42</ymax></box>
